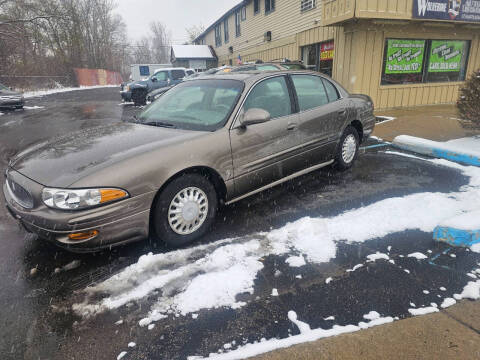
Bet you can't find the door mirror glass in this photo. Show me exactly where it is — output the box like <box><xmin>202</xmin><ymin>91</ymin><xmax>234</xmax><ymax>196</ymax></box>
<box><xmin>240</xmin><ymin>108</ymin><xmax>271</xmax><ymax>126</ymax></box>
<box><xmin>151</xmin><ymin>77</ymin><xmax>158</xmax><ymax>82</ymax></box>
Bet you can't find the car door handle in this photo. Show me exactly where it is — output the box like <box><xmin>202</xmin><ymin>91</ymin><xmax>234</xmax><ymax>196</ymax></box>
<box><xmin>287</xmin><ymin>123</ymin><xmax>298</xmax><ymax>131</ymax></box>
<box><xmin>338</xmin><ymin>109</ymin><xmax>346</xmax><ymax>115</ymax></box>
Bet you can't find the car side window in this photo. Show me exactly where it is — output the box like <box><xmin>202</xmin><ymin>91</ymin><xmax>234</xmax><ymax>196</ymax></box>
<box><xmin>172</xmin><ymin>70</ymin><xmax>186</xmax><ymax>80</ymax></box>
<box><xmin>242</xmin><ymin>76</ymin><xmax>292</xmax><ymax>119</ymax></box>
<box><xmin>322</xmin><ymin>79</ymin><xmax>340</xmax><ymax>102</ymax></box>
<box><xmin>291</xmin><ymin>75</ymin><xmax>329</xmax><ymax>111</ymax></box>
<box><xmin>154</xmin><ymin>71</ymin><xmax>168</xmax><ymax>81</ymax></box>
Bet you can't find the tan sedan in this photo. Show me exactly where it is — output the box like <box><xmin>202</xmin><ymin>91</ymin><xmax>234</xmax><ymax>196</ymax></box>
<box><xmin>3</xmin><ymin>71</ymin><xmax>375</xmax><ymax>252</ymax></box>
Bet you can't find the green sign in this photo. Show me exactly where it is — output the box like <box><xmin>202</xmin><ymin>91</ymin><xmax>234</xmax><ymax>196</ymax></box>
<box><xmin>385</xmin><ymin>39</ymin><xmax>426</xmax><ymax>74</ymax></box>
<box><xmin>428</xmin><ymin>41</ymin><xmax>465</xmax><ymax>73</ymax></box>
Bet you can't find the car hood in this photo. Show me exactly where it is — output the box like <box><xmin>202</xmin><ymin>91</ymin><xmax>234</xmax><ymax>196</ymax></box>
<box><xmin>10</xmin><ymin>122</ymin><xmax>204</xmax><ymax>187</ymax></box>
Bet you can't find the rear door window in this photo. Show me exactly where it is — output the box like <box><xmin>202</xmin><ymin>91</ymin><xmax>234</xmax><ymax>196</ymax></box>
<box><xmin>243</xmin><ymin>76</ymin><xmax>292</xmax><ymax>119</ymax></box>
<box><xmin>291</xmin><ymin>75</ymin><xmax>329</xmax><ymax>111</ymax></box>
<box><xmin>171</xmin><ymin>70</ymin><xmax>186</xmax><ymax>80</ymax></box>
<box><xmin>322</xmin><ymin>79</ymin><xmax>340</xmax><ymax>102</ymax></box>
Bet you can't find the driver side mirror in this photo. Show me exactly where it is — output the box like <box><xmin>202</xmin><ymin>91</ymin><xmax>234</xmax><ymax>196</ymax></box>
<box><xmin>151</xmin><ymin>77</ymin><xmax>157</xmax><ymax>82</ymax></box>
<box><xmin>239</xmin><ymin>108</ymin><xmax>271</xmax><ymax>127</ymax></box>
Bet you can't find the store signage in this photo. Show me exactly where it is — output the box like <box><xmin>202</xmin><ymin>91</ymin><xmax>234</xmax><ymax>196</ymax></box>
<box><xmin>385</xmin><ymin>39</ymin><xmax>426</xmax><ymax>74</ymax></box>
<box><xmin>413</xmin><ymin>0</ymin><xmax>480</xmax><ymax>22</ymax></box>
<box><xmin>320</xmin><ymin>42</ymin><xmax>334</xmax><ymax>61</ymax></box>
<box><xmin>428</xmin><ymin>40</ymin><xmax>465</xmax><ymax>72</ymax></box>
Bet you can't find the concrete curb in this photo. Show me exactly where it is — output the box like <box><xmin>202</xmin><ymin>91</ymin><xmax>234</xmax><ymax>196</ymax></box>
<box><xmin>433</xmin><ymin>226</ymin><xmax>480</xmax><ymax>247</ymax></box>
<box><xmin>392</xmin><ymin>135</ymin><xmax>480</xmax><ymax>167</ymax></box>
<box><xmin>433</xmin><ymin>210</ymin><xmax>480</xmax><ymax>247</ymax></box>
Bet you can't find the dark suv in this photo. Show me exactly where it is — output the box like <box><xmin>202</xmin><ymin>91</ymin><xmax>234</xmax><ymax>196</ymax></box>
<box><xmin>120</xmin><ymin>68</ymin><xmax>187</xmax><ymax>106</ymax></box>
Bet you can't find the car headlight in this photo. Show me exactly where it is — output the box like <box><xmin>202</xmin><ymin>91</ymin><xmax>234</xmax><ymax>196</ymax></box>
<box><xmin>42</xmin><ymin>188</ymin><xmax>129</xmax><ymax>210</ymax></box>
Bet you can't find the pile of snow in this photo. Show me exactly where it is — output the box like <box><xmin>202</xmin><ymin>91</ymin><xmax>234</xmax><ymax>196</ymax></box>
<box><xmin>23</xmin><ymin>85</ymin><xmax>119</xmax><ymax>98</ymax></box>
<box><xmin>438</xmin><ymin>209</ymin><xmax>480</xmax><ymax>231</ymax></box>
<box><xmin>23</xmin><ymin>105</ymin><xmax>45</xmax><ymax>110</ymax></box>
<box><xmin>366</xmin><ymin>252</ymin><xmax>390</xmax><ymax>262</ymax></box>
<box><xmin>393</xmin><ymin>135</ymin><xmax>480</xmax><ymax>159</ymax></box>
<box><xmin>285</xmin><ymin>255</ymin><xmax>306</xmax><ymax>267</ymax></box>
<box><xmin>407</xmin><ymin>252</ymin><xmax>428</xmax><ymax>260</ymax></box>
<box><xmin>408</xmin><ymin>307</ymin><xmax>439</xmax><ymax>316</ymax></box>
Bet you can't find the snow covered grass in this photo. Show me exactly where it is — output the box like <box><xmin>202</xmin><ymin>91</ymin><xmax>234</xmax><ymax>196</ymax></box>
<box><xmin>23</xmin><ymin>85</ymin><xmax>119</xmax><ymax>98</ymax></box>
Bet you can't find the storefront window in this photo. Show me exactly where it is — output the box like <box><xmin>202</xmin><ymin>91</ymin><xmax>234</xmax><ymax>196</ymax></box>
<box><xmin>381</xmin><ymin>38</ymin><xmax>470</xmax><ymax>85</ymax></box>
<box><xmin>425</xmin><ymin>40</ymin><xmax>470</xmax><ymax>83</ymax></box>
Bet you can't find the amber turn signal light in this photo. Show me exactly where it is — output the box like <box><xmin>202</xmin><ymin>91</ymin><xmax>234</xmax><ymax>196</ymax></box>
<box><xmin>100</xmin><ymin>189</ymin><xmax>128</xmax><ymax>203</ymax></box>
<box><xmin>68</xmin><ymin>230</ymin><xmax>99</xmax><ymax>241</ymax></box>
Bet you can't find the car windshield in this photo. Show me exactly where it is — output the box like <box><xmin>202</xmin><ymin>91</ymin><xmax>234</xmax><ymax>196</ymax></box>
<box><xmin>138</xmin><ymin>79</ymin><xmax>243</xmax><ymax>131</ymax></box>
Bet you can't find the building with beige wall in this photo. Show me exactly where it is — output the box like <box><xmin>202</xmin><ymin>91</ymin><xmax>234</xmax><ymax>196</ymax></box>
<box><xmin>195</xmin><ymin>0</ymin><xmax>480</xmax><ymax>110</ymax></box>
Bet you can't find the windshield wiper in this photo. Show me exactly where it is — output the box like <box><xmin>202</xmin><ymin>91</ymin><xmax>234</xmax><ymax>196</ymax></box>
<box><xmin>143</xmin><ymin>121</ymin><xmax>177</xmax><ymax>129</ymax></box>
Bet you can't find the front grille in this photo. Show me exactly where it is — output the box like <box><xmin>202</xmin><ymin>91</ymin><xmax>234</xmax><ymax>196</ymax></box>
<box><xmin>6</xmin><ymin>178</ymin><xmax>34</xmax><ymax>209</ymax></box>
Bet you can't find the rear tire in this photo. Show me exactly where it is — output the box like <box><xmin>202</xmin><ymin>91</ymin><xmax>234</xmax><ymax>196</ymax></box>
<box><xmin>334</xmin><ymin>126</ymin><xmax>359</xmax><ymax>171</ymax></box>
<box><xmin>153</xmin><ymin>174</ymin><xmax>218</xmax><ymax>247</ymax></box>
<box><xmin>132</xmin><ymin>89</ymin><xmax>147</xmax><ymax>106</ymax></box>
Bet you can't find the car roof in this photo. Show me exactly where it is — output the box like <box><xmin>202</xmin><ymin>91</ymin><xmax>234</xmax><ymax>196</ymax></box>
<box><xmin>153</xmin><ymin>67</ymin><xmax>187</xmax><ymax>74</ymax></box>
<box><xmin>184</xmin><ymin>70</ymin><xmax>324</xmax><ymax>83</ymax></box>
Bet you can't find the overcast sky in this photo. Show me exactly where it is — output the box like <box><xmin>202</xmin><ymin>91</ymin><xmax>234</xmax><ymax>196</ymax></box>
<box><xmin>115</xmin><ymin>0</ymin><xmax>240</xmax><ymax>44</ymax></box>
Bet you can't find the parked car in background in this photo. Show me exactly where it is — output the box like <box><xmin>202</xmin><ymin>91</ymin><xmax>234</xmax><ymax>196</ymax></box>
<box><xmin>121</xmin><ymin>67</ymin><xmax>188</xmax><ymax>106</ymax></box>
<box><xmin>4</xmin><ymin>70</ymin><xmax>374</xmax><ymax>252</ymax></box>
<box><xmin>186</xmin><ymin>69</ymin><xmax>196</xmax><ymax>76</ymax></box>
<box><xmin>129</xmin><ymin>63</ymin><xmax>172</xmax><ymax>82</ymax></box>
<box><xmin>0</xmin><ymin>83</ymin><xmax>24</xmax><ymax>110</ymax></box>
<box><xmin>185</xmin><ymin>66</ymin><xmax>233</xmax><ymax>79</ymax></box>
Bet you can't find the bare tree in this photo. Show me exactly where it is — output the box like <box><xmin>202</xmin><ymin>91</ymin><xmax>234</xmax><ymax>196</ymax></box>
<box><xmin>150</xmin><ymin>21</ymin><xmax>171</xmax><ymax>63</ymax></box>
<box><xmin>186</xmin><ymin>24</ymin><xmax>205</xmax><ymax>44</ymax></box>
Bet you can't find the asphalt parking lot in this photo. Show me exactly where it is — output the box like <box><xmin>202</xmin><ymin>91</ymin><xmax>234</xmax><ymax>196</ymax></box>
<box><xmin>0</xmin><ymin>88</ymin><xmax>479</xmax><ymax>360</ymax></box>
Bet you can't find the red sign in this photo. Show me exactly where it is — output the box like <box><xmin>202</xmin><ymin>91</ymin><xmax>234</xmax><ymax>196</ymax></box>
<box><xmin>320</xmin><ymin>41</ymin><xmax>334</xmax><ymax>61</ymax></box>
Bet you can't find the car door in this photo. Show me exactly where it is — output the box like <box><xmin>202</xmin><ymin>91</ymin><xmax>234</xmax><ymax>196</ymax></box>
<box><xmin>290</xmin><ymin>74</ymin><xmax>346</xmax><ymax>165</ymax></box>
<box><xmin>229</xmin><ymin>75</ymin><xmax>303</xmax><ymax>197</ymax></box>
<box><xmin>152</xmin><ymin>71</ymin><xmax>169</xmax><ymax>90</ymax></box>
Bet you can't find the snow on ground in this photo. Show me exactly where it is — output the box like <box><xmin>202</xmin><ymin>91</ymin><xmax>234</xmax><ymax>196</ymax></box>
<box><xmin>366</xmin><ymin>252</ymin><xmax>389</xmax><ymax>262</ymax></box>
<box><xmin>440</xmin><ymin>298</ymin><xmax>456</xmax><ymax>308</ymax></box>
<box><xmin>285</xmin><ymin>255</ymin><xmax>306</xmax><ymax>267</ymax></box>
<box><xmin>72</xmin><ymin>154</ymin><xmax>480</xmax><ymax>359</ymax></box>
<box><xmin>23</xmin><ymin>105</ymin><xmax>45</xmax><ymax>110</ymax></box>
<box><xmin>472</xmin><ymin>243</ymin><xmax>480</xmax><ymax>253</ymax></box>
<box><xmin>438</xmin><ymin>209</ymin><xmax>480</xmax><ymax>230</ymax></box>
<box><xmin>23</xmin><ymin>85</ymin><xmax>118</xmax><ymax>98</ymax></box>
<box><xmin>407</xmin><ymin>252</ymin><xmax>428</xmax><ymax>260</ymax></box>
<box><xmin>0</xmin><ymin>112</ymin><xmax>3</xmax><ymax>116</ymax></box>
<box><xmin>408</xmin><ymin>307</ymin><xmax>439</xmax><ymax>316</ymax></box>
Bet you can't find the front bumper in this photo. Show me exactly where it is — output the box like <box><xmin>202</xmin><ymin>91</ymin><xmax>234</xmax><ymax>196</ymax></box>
<box><xmin>3</xmin><ymin>169</ymin><xmax>155</xmax><ymax>252</ymax></box>
<box><xmin>120</xmin><ymin>90</ymin><xmax>132</xmax><ymax>102</ymax></box>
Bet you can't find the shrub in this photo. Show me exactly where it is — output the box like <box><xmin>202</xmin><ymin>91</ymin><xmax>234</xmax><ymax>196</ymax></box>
<box><xmin>457</xmin><ymin>69</ymin><xmax>480</xmax><ymax>127</ymax></box>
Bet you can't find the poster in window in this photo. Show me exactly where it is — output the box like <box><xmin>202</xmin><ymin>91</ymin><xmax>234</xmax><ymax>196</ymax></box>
<box><xmin>384</xmin><ymin>39</ymin><xmax>426</xmax><ymax>74</ymax></box>
<box><xmin>320</xmin><ymin>41</ymin><xmax>334</xmax><ymax>61</ymax></box>
<box><xmin>428</xmin><ymin>40</ymin><xmax>465</xmax><ymax>72</ymax></box>
<box><xmin>413</xmin><ymin>0</ymin><xmax>480</xmax><ymax>22</ymax></box>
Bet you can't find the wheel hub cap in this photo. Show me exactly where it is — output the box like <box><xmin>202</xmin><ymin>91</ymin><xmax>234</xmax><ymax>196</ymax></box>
<box><xmin>168</xmin><ymin>187</ymin><xmax>208</xmax><ymax>235</ymax></box>
<box><xmin>342</xmin><ymin>134</ymin><xmax>357</xmax><ymax>164</ymax></box>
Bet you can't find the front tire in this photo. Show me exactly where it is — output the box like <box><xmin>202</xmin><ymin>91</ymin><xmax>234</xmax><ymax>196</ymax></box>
<box><xmin>153</xmin><ymin>174</ymin><xmax>218</xmax><ymax>247</ymax></box>
<box><xmin>334</xmin><ymin>126</ymin><xmax>359</xmax><ymax>171</ymax></box>
<box><xmin>132</xmin><ymin>89</ymin><xmax>147</xmax><ymax>106</ymax></box>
